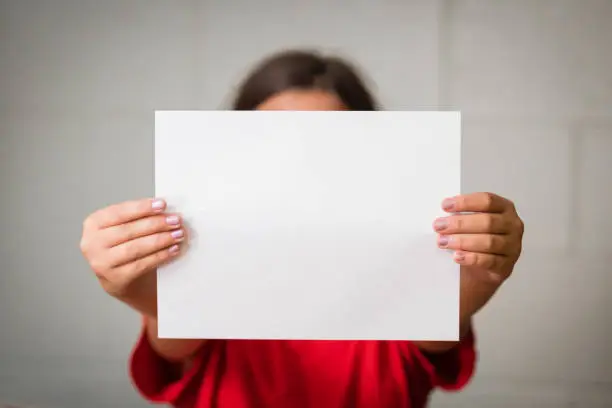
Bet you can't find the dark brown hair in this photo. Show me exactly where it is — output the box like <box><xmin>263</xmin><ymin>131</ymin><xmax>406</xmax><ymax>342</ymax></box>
<box><xmin>231</xmin><ymin>50</ymin><xmax>378</xmax><ymax>111</ymax></box>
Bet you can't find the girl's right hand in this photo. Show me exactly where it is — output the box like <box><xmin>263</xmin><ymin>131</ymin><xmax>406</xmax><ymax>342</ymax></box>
<box><xmin>79</xmin><ymin>198</ymin><xmax>186</xmax><ymax>316</ymax></box>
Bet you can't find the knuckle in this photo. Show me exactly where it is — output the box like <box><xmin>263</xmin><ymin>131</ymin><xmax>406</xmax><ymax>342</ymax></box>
<box><xmin>126</xmin><ymin>219</ymin><xmax>152</xmax><ymax>242</ymax></box>
<box><xmin>154</xmin><ymin>232</ymin><xmax>171</xmax><ymax>247</ymax></box>
<box><xmin>453</xmin><ymin>216</ymin><xmax>463</xmax><ymax>231</ymax></box>
<box><xmin>513</xmin><ymin>242</ymin><xmax>523</xmax><ymax>258</ymax></box>
<box><xmin>454</xmin><ymin>236</ymin><xmax>464</xmax><ymax>250</ymax></box>
<box><xmin>517</xmin><ymin>218</ymin><xmax>525</xmax><ymax>235</ymax></box>
<box><xmin>489</xmin><ymin>271</ymin><xmax>505</xmax><ymax>284</ymax></box>
<box><xmin>462</xmin><ymin>252</ymin><xmax>476</xmax><ymax>266</ymax></box>
<box><xmin>127</xmin><ymin>203</ymin><xmax>142</xmax><ymax>219</ymax></box>
<box><xmin>492</xmin><ymin>256</ymin><xmax>503</xmax><ymax>270</ymax></box>
<box><xmin>119</xmin><ymin>243</ymin><xmax>138</xmax><ymax>261</ymax></box>
<box><xmin>79</xmin><ymin>237</ymin><xmax>90</xmax><ymax>254</ymax></box>
<box><xmin>126</xmin><ymin>259</ymin><xmax>146</xmax><ymax>277</ymax></box>
<box><xmin>107</xmin><ymin>211</ymin><xmax>121</xmax><ymax>225</ymax></box>
<box><xmin>134</xmin><ymin>199</ymin><xmax>153</xmax><ymax>216</ymax></box>
<box><xmin>483</xmin><ymin>255</ymin><xmax>496</xmax><ymax>269</ymax></box>
<box><xmin>138</xmin><ymin>198</ymin><xmax>152</xmax><ymax>212</ymax></box>
<box><xmin>483</xmin><ymin>192</ymin><xmax>495</xmax><ymax>207</ymax></box>
<box><xmin>89</xmin><ymin>258</ymin><xmax>106</xmax><ymax>274</ymax></box>
<box><xmin>131</xmin><ymin>254</ymin><xmax>161</xmax><ymax>276</ymax></box>
<box><xmin>496</xmin><ymin>217</ymin><xmax>508</xmax><ymax>232</ymax></box>
<box><xmin>485</xmin><ymin>235</ymin><xmax>496</xmax><ymax>251</ymax></box>
<box><xmin>120</xmin><ymin>225</ymin><xmax>136</xmax><ymax>242</ymax></box>
<box><xmin>150</xmin><ymin>233</ymin><xmax>163</xmax><ymax>248</ymax></box>
<box><xmin>82</xmin><ymin>215</ymin><xmax>96</xmax><ymax>231</ymax></box>
<box><xmin>147</xmin><ymin>216</ymin><xmax>164</xmax><ymax>232</ymax></box>
<box><xmin>502</xmin><ymin>217</ymin><xmax>513</xmax><ymax>232</ymax></box>
<box><xmin>109</xmin><ymin>202</ymin><xmax>125</xmax><ymax>215</ymax></box>
<box><xmin>471</xmin><ymin>252</ymin><xmax>481</xmax><ymax>266</ymax></box>
<box><xmin>454</xmin><ymin>195</ymin><xmax>466</xmax><ymax>209</ymax></box>
<box><xmin>154</xmin><ymin>249</ymin><xmax>170</xmax><ymax>264</ymax></box>
<box><xmin>80</xmin><ymin>233</ymin><xmax>101</xmax><ymax>259</ymax></box>
<box><xmin>482</xmin><ymin>215</ymin><xmax>494</xmax><ymax>231</ymax></box>
<box><xmin>499</xmin><ymin>261</ymin><xmax>513</xmax><ymax>280</ymax></box>
<box><xmin>90</xmin><ymin>257</ymin><xmax>109</xmax><ymax>277</ymax></box>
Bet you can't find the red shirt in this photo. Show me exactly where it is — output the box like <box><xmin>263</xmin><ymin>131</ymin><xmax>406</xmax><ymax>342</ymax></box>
<box><xmin>130</xmin><ymin>329</ymin><xmax>476</xmax><ymax>408</ymax></box>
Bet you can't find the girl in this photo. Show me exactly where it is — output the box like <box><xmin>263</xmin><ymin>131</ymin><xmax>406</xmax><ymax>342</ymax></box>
<box><xmin>80</xmin><ymin>50</ymin><xmax>524</xmax><ymax>408</ymax></box>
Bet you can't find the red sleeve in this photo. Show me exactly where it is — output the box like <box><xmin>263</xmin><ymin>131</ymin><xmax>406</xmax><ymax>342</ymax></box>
<box><xmin>128</xmin><ymin>320</ymin><xmax>206</xmax><ymax>405</ymax></box>
<box><xmin>412</xmin><ymin>328</ymin><xmax>477</xmax><ymax>391</ymax></box>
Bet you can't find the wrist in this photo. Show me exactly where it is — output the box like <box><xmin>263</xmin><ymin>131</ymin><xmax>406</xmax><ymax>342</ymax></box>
<box><xmin>459</xmin><ymin>269</ymin><xmax>502</xmax><ymax>324</ymax></box>
<box><xmin>116</xmin><ymin>272</ymin><xmax>158</xmax><ymax>318</ymax></box>
<box><xmin>117</xmin><ymin>290</ymin><xmax>157</xmax><ymax>319</ymax></box>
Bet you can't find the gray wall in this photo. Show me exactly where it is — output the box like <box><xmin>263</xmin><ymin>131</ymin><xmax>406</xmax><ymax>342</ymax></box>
<box><xmin>1</xmin><ymin>1</ymin><xmax>611</xmax><ymax>407</ymax></box>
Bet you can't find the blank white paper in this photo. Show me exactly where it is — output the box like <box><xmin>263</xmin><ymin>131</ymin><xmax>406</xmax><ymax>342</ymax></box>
<box><xmin>155</xmin><ymin>111</ymin><xmax>461</xmax><ymax>341</ymax></box>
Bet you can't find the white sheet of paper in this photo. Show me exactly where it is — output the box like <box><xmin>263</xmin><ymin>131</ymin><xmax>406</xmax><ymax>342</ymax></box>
<box><xmin>155</xmin><ymin>111</ymin><xmax>461</xmax><ymax>341</ymax></box>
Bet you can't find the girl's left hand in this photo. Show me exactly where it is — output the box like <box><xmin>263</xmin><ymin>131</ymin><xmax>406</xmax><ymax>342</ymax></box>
<box><xmin>433</xmin><ymin>192</ymin><xmax>524</xmax><ymax>284</ymax></box>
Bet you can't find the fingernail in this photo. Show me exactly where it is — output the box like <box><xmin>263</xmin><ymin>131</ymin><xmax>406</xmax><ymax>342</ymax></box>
<box><xmin>438</xmin><ymin>236</ymin><xmax>450</xmax><ymax>247</ymax></box>
<box><xmin>433</xmin><ymin>218</ymin><xmax>448</xmax><ymax>231</ymax></box>
<box><xmin>169</xmin><ymin>244</ymin><xmax>180</xmax><ymax>254</ymax></box>
<box><xmin>442</xmin><ymin>198</ymin><xmax>455</xmax><ymax>211</ymax></box>
<box><xmin>171</xmin><ymin>229</ymin><xmax>184</xmax><ymax>240</ymax></box>
<box><xmin>166</xmin><ymin>215</ymin><xmax>180</xmax><ymax>225</ymax></box>
<box><xmin>152</xmin><ymin>199</ymin><xmax>165</xmax><ymax>211</ymax></box>
<box><xmin>454</xmin><ymin>251</ymin><xmax>465</xmax><ymax>262</ymax></box>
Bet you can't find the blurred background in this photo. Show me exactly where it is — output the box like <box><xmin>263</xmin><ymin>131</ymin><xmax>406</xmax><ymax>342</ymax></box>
<box><xmin>1</xmin><ymin>0</ymin><xmax>611</xmax><ymax>407</ymax></box>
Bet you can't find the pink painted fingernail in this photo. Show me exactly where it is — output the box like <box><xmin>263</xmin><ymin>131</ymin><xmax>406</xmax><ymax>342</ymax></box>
<box><xmin>152</xmin><ymin>199</ymin><xmax>165</xmax><ymax>211</ymax></box>
<box><xmin>169</xmin><ymin>244</ymin><xmax>180</xmax><ymax>254</ymax></box>
<box><xmin>442</xmin><ymin>198</ymin><xmax>455</xmax><ymax>211</ymax></box>
<box><xmin>454</xmin><ymin>251</ymin><xmax>465</xmax><ymax>262</ymax></box>
<box><xmin>166</xmin><ymin>215</ymin><xmax>180</xmax><ymax>225</ymax></box>
<box><xmin>438</xmin><ymin>236</ymin><xmax>450</xmax><ymax>247</ymax></box>
<box><xmin>171</xmin><ymin>229</ymin><xmax>184</xmax><ymax>240</ymax></box>
<box><xmin>433</xmin><ymin>218</ymin><xmax>448</xmax><ymax>231</ymax></box>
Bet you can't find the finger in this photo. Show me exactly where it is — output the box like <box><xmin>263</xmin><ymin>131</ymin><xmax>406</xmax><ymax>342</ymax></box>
<box><xmin>112</xmin><ymin>244</ymin><xmax>181</xmax><ymax>286</ymax></box>
<box><xmin>107</xmin><ymin>229</ymin><xmax>185</xmax><ymax>267</ymax></box>
<box><xmin>438</xmin><ymin>233</ymin><xmax>509</xmax><ymax>255</ymax></box>
<box><xmin>442</xmin><ymin>192</ymin><xmax>510</xmax><ymax>214</ymax></box>
<box><xmin>433</xmin><ymin>213</ymin><xmax>510</xmax><ymax>235</ymax></box>
<box><xmin>88</xmin><ymin>198</ymin><xmax>167</xmax><ymax>229</ymax></box>
<box><xmin>101</xmin><ymin>213</ymin><xmax>183</xmax><ymax>248</ymax></box>
<box><xmin>453</xmin><ymin>250</ymin><xmax>508</xmax><ymax>270</ymax></box>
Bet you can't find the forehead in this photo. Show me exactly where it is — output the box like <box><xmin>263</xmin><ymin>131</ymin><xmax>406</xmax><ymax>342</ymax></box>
<box><xmin>256</xmin><ymin>89</ymin><xmax>347</xmax><ymax>111</ymax></box>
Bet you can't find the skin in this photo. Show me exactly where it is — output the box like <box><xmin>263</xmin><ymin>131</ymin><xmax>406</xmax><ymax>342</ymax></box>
<box><xmin>80</xmin><ymin>89</ymin><xmax>524</xmax><ymax>362</ymax></box>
